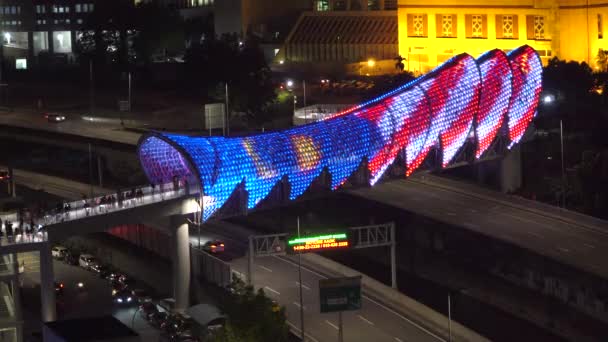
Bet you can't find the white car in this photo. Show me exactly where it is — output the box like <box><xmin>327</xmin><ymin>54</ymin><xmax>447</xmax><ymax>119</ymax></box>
<box><xmin>78</xmin><ymin>254</ymin><xmax>98</xmax><ymax>270</ymax></box>
<box><xmin>51</xmin><ymin>246</ymin><xmax>68</xmax><ymax>259</ymax></box>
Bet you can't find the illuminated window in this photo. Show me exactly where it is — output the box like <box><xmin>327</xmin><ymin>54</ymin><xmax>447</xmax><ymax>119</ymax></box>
<box><xmin>472</xmin><ymin>15</ymin><xmax>483</xmax><ymax>37</ymax></box>
<box><xmin>599</xmin><ymin>14</ymin><xmax>603</xmax><ymax>39</ymax></box>
<box><xmin>316</xmin><ymin>0</ymin><xmax>329</xmax><ymax>11</ymax></box>
<box><xmin>441</xmin><ymin>15</ymin><xmax>453</xmax><ymax>36</ymax></box>
<box><xmin>502</xmin><ymin>15</ymin><xmax>514</xmax><ymax>38</ymax></box>
<box><xmin>413</xmin><ymin>15</ymin><xmax>424</xmax><ymax>36</ymax></box>
<box><xmin>534</xmin><ymin>16</ymin><xmax>545</xmax><ymax>39</ymax></box>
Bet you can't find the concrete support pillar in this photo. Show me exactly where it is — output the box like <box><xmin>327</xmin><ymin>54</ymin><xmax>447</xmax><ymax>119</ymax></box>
<box><xmin>47</xmin><ymin>31</ymin><xmax>54</xmax><ymax>54</ymax></box>
<box><xmin>39</xmin><ymin>242</ymin><xmax>56</xmax><ymax>322</ymax></box>
<box><xmin>10</xmin><ymin>254</ymin><xmax>22</xmax><ymax>321</ymax></box>
<box><xmin>27</xmin><ymin>31</ymin><xmax>34</xmax><ymax>63</ymax></box>
<box><xmin>500</xmin><ymin>144</ymin><xmax>523</xmax><ymax>193</ymax></box>
<box><xmin>97</xmin><ymin>155</ymin><xmax>103</xmax><ymax>188</ymax></box>
<box><xmin>171</xmin><ymin>216</ymin><xmax>190</xmax><ymax>312</ymax></box>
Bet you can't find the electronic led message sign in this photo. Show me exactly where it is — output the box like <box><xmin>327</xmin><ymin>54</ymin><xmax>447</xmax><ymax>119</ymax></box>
<box><xmin>288</xmin><ymin>233</ymin><xmax>349</xmax><ymax>252</ymax></box>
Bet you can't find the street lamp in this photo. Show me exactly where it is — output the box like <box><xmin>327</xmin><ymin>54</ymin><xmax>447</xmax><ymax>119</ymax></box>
<box><xmin>286</xmin><ymin>79</ymin><xmax>294</xmax><ymax>88</ymax></box>
<box><xmin>541</xmin><ymin>90</ymin><xmax>566</xmax><ymax>208</ymax></box>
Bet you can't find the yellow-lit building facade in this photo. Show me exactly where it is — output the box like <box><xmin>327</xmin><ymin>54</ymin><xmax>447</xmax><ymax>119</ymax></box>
<box><xmin>398</xmin><ymin>0</ymin><xmax>608</xmax><ymax>73</ymax></box>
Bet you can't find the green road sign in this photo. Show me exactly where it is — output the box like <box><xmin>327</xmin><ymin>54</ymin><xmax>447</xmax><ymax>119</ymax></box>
<box><xmin>319</xmin><ymin>276</ymin><xmax>362</xmax><ymax>313</ymax></box>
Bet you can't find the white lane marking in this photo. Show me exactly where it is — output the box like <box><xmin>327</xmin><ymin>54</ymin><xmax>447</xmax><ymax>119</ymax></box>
<box><xmin>394</xmin><ymin>338</ymin><xmax>404</xmax><ymax>342</ymax></box>
<box><xmin>557</xmin><ymin>246</ymin><xmax>570</xmax><ymax>253</ymax></box>
<box><xmin>296</xmin><ymin>281</ymin><xmax>311</xmax><ymax>290</ymax></box>
<box><xmin>358</xmin><ymin>315</ymin><xmax>374</xmax><ymax>325</ymax></box>
<box><xmin>274</xmin><ymin>256</ymin><xmax>445</xmax><ymax>341</ymax></box>
<box><xmin>325</xmin><ymin>320</ymin><xmax>339</xmax><ymax>330</ymax></box>
<box><xmin>286</xmin><ymin>321</ymin><xmax>320</xmax><ymax>342</ymax></box>
<box><xmin>264</xmin><ymin>286</ymin><xmax>280</xmax><ymax>295</ymax></box>
<box><xmin>258</xmin><ymin>265</ymin><xmax>273</xmax><ymax>272</ymax></box>
<box><xmin>584</xmin><ymin>243</ymin><xmax>596</xmax><ymax>249</ymax></box>
<box><xmin>446</xmin><ymin>212</ymin><xmax>456</xmax><ymax>216</ymax></box>
<box><xmin>293</xmin><ymin>302</ymin><xmax>306</xmax><ymax>310</ymax></box>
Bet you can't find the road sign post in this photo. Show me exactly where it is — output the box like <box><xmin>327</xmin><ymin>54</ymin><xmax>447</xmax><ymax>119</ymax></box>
<box><xmin>319</xmin><ymin>275</ymin><xmax>362</xmax><ymax>342</ymax></box>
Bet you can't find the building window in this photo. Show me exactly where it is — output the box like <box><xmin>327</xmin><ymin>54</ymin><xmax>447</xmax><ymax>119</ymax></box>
<box><xmin>442</xmin><ymin>15</ymin><xmax>453</xmax><ymax>36</ymax></box>
<box><xmin>413</xmin><ymin>15</ymin><xmax>424</xmax><ymax>36</ymax></box>
<box><xmin>503</xmin><ymin>15</ymin><xmax>514</xmax><ymax>38</ymax></box>
<box><xmin>472</xmin><ymin>15</ymin><xmax>483</xmax><ymax>37</ymax></box>
<box><xmin>77</xmin><ymin>18</ymin><xmax>83</xmax><ymax>24</ymax></box>
<box><xmin>316</xmin><ymin>0</ymin><xmax>329</xmax><ymax>11</ymax></box>
<box><xmin>599</xmin><ymin>14</ymin><xmax>604</xmax><ymax>39</ymax></box>
<box><xmin>76</xmin><ymin>4</ymin><xmax>81</xmax><ymax>12</ymax></box>
<box><xmin>36</xmin><ymin>5</ymin><xmax>46</xmax><ymax>13</ymax></box>
<box><xmin>534</xmin><ymin>16</ymin><xmax>545</xmax><ymax>39</ymax></box>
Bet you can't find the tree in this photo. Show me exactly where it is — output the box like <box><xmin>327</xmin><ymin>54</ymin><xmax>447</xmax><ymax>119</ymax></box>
<box><xmin>597</xmin><ymin>49</ymin><xmax>608</xmax><ymax>72</ymax></box>
<box><xmin>394</xmin><ymin>55</ymin><xmax>406</xmax><ymax>72</ymax></box>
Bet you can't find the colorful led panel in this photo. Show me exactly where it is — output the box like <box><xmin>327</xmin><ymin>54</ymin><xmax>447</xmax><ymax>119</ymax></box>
<box><xmin>137</xmin><ymin>45</ymin><xmax>543</xmax><ymax>221</ymax></box>
<box><xmin>476</xmin><ymin>49</ymin><xmax>513</xmax><ymax>158</ymax></box>
<box><xmin>507</xmin><ymin>45</ymin><xmax>543</xmax><ymax>148</ymax></box>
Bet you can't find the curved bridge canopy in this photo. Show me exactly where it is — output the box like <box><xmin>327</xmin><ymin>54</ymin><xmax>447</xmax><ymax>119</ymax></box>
<box><xmin>137</xmin><ymin>45</ymin><xmax>542</xmax><ymax>221</ymax></box>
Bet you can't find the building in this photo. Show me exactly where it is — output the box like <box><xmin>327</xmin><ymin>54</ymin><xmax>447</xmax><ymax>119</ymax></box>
<box><xmin>398</xmin><ymin>0</ymin><xmax>608</xmax><ymax>73</ymax></box>
<box><xmin>0</xmin><ymin>0</ymin><xmax>136</xmax><ymax>68</ymax></box>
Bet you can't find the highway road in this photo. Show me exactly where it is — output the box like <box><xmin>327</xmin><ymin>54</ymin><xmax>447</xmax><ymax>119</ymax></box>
<box><xmin>350</xmin><ymin>174</ymin><xmax>608</xmax><ymax>280</ymax></box>
<box><xmin>0</xmin><ymin>109</ymin><xmax>140</xmax><ymax>145</ymax></box>
<box><xmin>7</xmin><ymin>170</ymin><xmax>452</xmax><ymax>342</ymax></box>
<box><xmin>18</xmin><ymin>252</ymin><xmax>160</xmax><ymax>341</ymax></box>
<box><xmin>190</xmin><ymin>221</ymin><xmax>445</xmax><ymax>342</ymax></box>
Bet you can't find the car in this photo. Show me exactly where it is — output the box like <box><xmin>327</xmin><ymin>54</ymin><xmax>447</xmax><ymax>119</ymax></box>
<box><xmin>139</xmin><ymin>301</ymin><xmax>159</xmax><ymax>321</ymax></box>
<box><xmin>78</xmin><ymin>254</ymin><xmax>98</xmax><ymax>270</ymax></box>
<box><xmin>63</xmin><ymin>251</ymin><xmax>79</xmax><ymax>266</ymax></box>
<box><xmin>44</xmin><ymin>113</ymin><xmax>66</xmax><ymax>123</ymax></box>
<box><xmin>113</xmin><ymin>288</ymin><xmax>135</xmax><ymax>305</ymax></box>
<box><xmin>131</xmin><ymin>288</ymin><xmax>151</xmax><ymax>303</ymax></box>
<box><xmin>98</xmin><ymin>265</ymin><xmax>118</xmax><ymax>280</ymax></box>
<box><xmin>90</xmin><ymin>264</ymin><xmax>113</xmax><ymax>278</ymax></box>
<box><xmin>51</xmin><ymin>246</ymin><xmax>68</xmax><ymax>259</ymax></box>
<box><xmin>54</xmin><ymin>281</ymin><xmax>64</xmax><ymax>296</ymax></box>
<box><xmin>0</xmin><ymin>168</ymin><xmax>9</xmax><ymax>181</ymax></box>
<box><xmin>202</xmin><ymin>240</ymin><xmax>225</xmax><ymax>254</ymax></box>
<box><xmin>149</xmin><ymin>311</ymin><xmax>168</xmax><ymax>328</ymax></box>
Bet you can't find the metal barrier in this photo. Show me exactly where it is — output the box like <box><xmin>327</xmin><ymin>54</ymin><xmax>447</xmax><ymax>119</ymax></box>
<box><xmin>190</xmin><ymin>247</ymin><xmax>231</xmax><ymax>288</ymax></box>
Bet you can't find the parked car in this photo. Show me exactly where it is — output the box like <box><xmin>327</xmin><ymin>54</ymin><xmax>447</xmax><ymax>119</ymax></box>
<box><xmin>78</xmin><ymin>254</ymin><xmax>98</xmax><ymax>270</ymax></box>
<box><xmin>63</xmin><ymin>251</ymin><xmax>79</xmax><ymax>266</ymax></box>
<box><xmin>54</xmin><ymin>281</ymin><xmax>64</xmax><ymax>296</ymax></box>
<box><xmin>43</xmin><ymin>113</ymin><xmax>66</xmax><ymax>123</ymax></box>
<box><xmin>111</xmin><ymin>279</ymin><xmax>128</xmax><ymax>296</ymax></box>
<box><xmin>149</xmin><ymin>311</ymin><xmax>168</xmax><ymax>328</ymax></box>
<box><xmin>202</xmin><ymin>240</ymin><xmax>225</xmax><ymax>254</ymax></box>
<box><xmin>139</xmin><ymin>301</ymin><xmax>159</xmax><ymax>321</ymax></box>
<box><xmin>51</xmin><ymin>246</ymin><xmax>68</xmax><ymax>259</ymax></box>
<box><xmin>131</xmin><ymin>288</ymin><xmax>151</xmax><ymax>303</ymax></box>
<box><xmin>0</xmin><ymin>168</ymin><xmax>9</xmax><ymax>181</ymax></box>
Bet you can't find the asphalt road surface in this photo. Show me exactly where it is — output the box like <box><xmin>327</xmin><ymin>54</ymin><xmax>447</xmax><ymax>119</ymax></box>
<box><xmin>18</xmin><ymin>252</ymin><xmax>160</xmax><ymax>341</ymax></box>
<box><xmin>350</xmin><ymin>174</ymin><xmax>608</xmax><ymax>281</ymax></box>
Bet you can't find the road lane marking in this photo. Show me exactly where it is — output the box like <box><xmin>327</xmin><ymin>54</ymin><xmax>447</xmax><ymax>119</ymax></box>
<box><xmin>292</xmin><ymin>302</ymin><xmax>306</xmax><ymax>310</ymax></box>
<box><xmin>264</xmin><ymin>286</ymin><xmax>280</xmax><ymax>296</ymax></box>
<box><xmin>296</xmin><ymin>281</ymin><xmax>311</xmax><ymax>290</ymax></box>
<box><xmin>286</xmin><ymin>321</ymin><xmax>320</xmax><ymax>342</ymax></box>
<box><xmin>557</xmin><ymin>246</ymin><xmax>570</xmax><ymax>253</ymax></box>
<box><xmin>325</xmin><ymin>320</ymin><xmax>339</xmax><ymax>330</ymax></box>
<box><xmin>358</xmin><ymin>315</ymin><xmax>374</xmax><ymax>325</ymax></box>
<box><xmin>274</xmin><ymin>256</ymin><xmax>444</xmax><ymax>341</ymax></box>
<box><xmin>258</xmin><ymin>265</ymin><xmax>273</xmax><ymax>272</ymax></box>
<box><xmin>394</xmin><ymin>338</ymin><xmax>404</xmax><ymax>342</ymax></box>
<box><xmin>446</xmin><ymin>212</ymin><xmax>456</xmax><ymax>216</ymax></box>
<box><xmin>584</xmin><ymin>243</ymin><xmax>596</xmax><ymax>249</ymax></box>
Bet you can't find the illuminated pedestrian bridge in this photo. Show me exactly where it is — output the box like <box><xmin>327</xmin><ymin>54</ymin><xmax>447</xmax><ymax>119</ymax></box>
<box><xmin>138</xmin><ymin>45</ymin><xmax>542</xmax><ymax>221</ymax></box>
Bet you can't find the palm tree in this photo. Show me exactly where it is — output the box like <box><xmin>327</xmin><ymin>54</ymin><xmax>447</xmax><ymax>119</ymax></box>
<box><xmin>394</xmin><ymin>55</ymin><xmax>406</xmax><ymax>72</ymax></box>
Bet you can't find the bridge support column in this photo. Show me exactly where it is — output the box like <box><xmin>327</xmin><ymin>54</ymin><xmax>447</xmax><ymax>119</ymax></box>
<box><xmin>39</xmin><ymin>242</ymin><xmax>56</xmax><ymax>322</ymax></box>
<box><xmin>171</xmin><ymin>216</ymin><xmax>190</xmax><ymax>312</ymax></box>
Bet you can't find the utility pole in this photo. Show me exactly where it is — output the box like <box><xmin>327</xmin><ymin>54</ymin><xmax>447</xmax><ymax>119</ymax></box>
<box><xmin>225</xmin><ymin>82</ymin><xmax>230</xmax><ymax>136</ymax></box>
<box><xmin>297</xmin><ymin>216</ymin><xmax>305</xmax><ymax>341</ymax></box>
<box><xmin>560</xmin><ymin>119</ymin><xmax>566</xmax><ymax>208</ymax></box>
<box><xmin>89</xmin><ymin>60</ymin><xmax>95</xmax><ymax>116</ymax></box>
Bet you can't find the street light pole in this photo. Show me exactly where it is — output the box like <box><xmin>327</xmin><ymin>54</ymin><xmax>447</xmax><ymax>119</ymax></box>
<box><xmin>297</xmin><ymin>216</ymin><xmax>305</xmax><ymax>341</ymax></box>
<box><xmin>560</xmin><ymin>119</ymin><xmax>566</xmax><ymax>208</ymax></box>
<box><xmin>448</xmin><ymin>293</ymin><xmax>452</xmax><ymax>342</ymax></box>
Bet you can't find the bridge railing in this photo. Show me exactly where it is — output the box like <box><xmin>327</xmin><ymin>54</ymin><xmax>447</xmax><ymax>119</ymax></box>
<box><xmin>37</xmin><ymin>182</ymin><xmax>188</xmax><ymax>227</ymax></box>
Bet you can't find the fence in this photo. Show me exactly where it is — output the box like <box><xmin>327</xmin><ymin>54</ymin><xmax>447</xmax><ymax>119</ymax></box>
<box><xmin>190</xmin><ymin>247</ymin><xmax>232</xmax><ymax>288</ymax></box>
